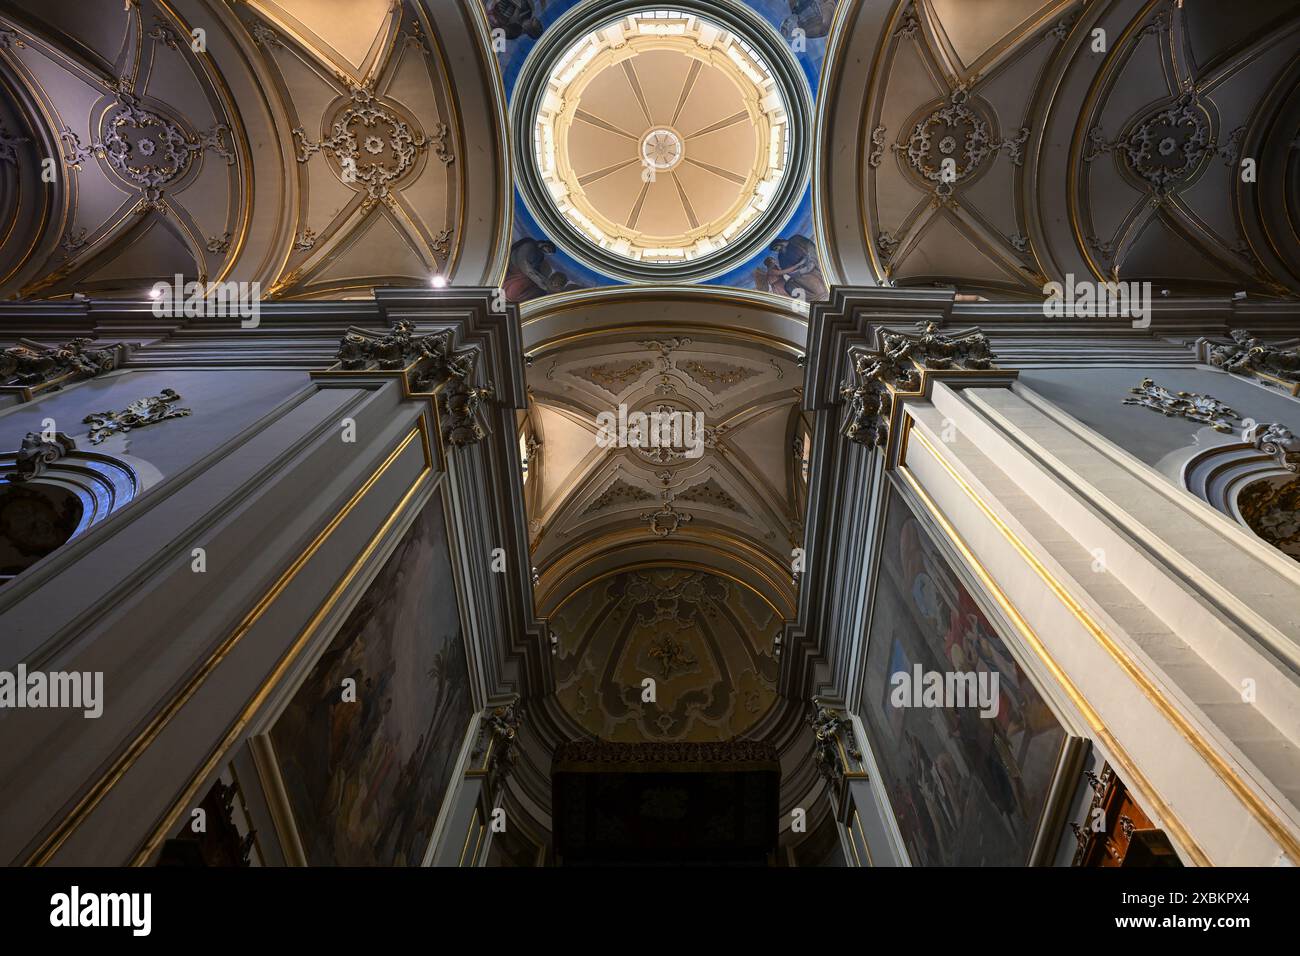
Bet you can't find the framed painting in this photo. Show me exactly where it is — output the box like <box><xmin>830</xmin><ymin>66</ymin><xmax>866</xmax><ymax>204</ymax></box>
<box><xmin>261</xmin><ymin>489</ymin><xmax>472</xmax><ymax>866</ymax></box>
<box><xmin>859</xmin><ymin>480</ymin><xmax>1075</xmax><ymax>866</ymax></box>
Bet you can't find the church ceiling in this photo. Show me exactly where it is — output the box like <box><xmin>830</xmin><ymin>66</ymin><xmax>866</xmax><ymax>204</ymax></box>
<box><xmin>3</xmin><ymin>1</ymin><xmax>1291</xmax><ymax>304</ymax></box>
<box><xmin>0</xmin><ymin>0</ymin><xmax>508</xmax><ymax>300</ymax></box>
<box><xmin>818</xmin><ymin>0</ymin><xmax>1300</xmax><ymax>297</ymax></box>
<box><xmin>552</xmin><ymin>568</ymin><xmax>780</xmax><ymax>742</ymax></box>
<box><xmin>524</xmin><ymin>288</ymin><xmax>804</xmax><ymax>624</ymax></box>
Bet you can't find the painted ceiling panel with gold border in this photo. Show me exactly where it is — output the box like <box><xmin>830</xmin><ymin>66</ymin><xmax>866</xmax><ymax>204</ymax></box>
<box><xmin>551</xmin><ymin>568</ymin><xmax>779</xmax><ymax>743</ymax></box>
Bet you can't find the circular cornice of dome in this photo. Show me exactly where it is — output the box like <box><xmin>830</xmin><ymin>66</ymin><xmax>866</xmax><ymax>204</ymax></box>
<box><xmin>511</xmin><ymin>1</ymin><xmax>812</xmax><ymax>283</ymax></box>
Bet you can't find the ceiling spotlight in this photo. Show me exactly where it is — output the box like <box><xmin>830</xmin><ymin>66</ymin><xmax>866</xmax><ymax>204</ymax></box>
<box><xmin>430</xmin><ymin>274</ymin><xmax>447</xmax><ymax>289</ymax></box>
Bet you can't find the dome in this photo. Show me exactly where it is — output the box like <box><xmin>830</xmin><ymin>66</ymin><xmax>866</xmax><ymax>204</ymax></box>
<box><xmin>513</xmin><ymin>3</ymin><xmax>811</xmax><ymax>282</ymax></box>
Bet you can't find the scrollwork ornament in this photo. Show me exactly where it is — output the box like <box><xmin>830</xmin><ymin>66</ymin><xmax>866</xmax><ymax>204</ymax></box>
<box><xmin>470</xmin><ymin>697</ymin><xmax>523</xmax><ymax>792</ymax></box>
<box><xmin>1</xmin><ymin>337</ymin><xmax>127</xmax><ymax>390</ymax></box>
<box><xmin>807</xmin><ymin>697</ymin><xmax>861</xmax><ymax>789</ymax></box>
<box><xmin>1250</xmin><ymin>423</ymin><xmax>1300</xmax><ymax>473</ymax></box>
<box><xmin>1122</xmin><ymin>378</ymin><xmax>1240</xmax><ymax>432</ymax></box>
<box><xmin>893</xmin><ymin>88</ymin><xmax>1028</xmax><ymax>198</ymax></box>
<box><xmin>839</xmin><ymin>323</ymin><xmax>996</xmax><ymax>448</ymax></box>
<box><xmin>1207</xmin><ymin>330</ymin><xmax>1300</xmax><ymax>390</ymax></box>
<box><xmin>82</xmin><ymin>388</ymin><xmax>191</xmax><ymax>444</ymax></box>
<box><xmin>6</xmin><ymin>432</ymin><xmax>76</xmax><ymax>482</ymax></box>
<box><xmin>639</xmin><ymin>499</ymin><xmax>693</xmax><ymax>537</ymax></box>
<box><xmin>868</xmin><ymin>126</ymin><xmax>887</xmax><ymax>168</ymax></box>
<box><xmin>1090</xmin><ymin>94</ymin><xmax>1213</xmax><ymax>195</ymax></box>
<box><xmin>294</xmin><ymin>87</ymin><xmax>429</xmax><ymax>200</ymax></box>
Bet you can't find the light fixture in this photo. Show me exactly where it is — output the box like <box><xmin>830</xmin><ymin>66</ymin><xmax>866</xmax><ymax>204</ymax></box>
<box><xmin>430</xmin><ymin>274</ymin><xmax>447</xmax><ymax>289</ymax></box>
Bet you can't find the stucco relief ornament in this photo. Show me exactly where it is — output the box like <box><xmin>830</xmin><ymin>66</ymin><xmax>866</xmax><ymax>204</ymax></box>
<box><xmin>1122</xmin><ymin>378</ymin><xmax>1240</xmax><ymax>432</ymax></box>
<box><xmin>58</xmin><ymin>229</ymin><xmax>89</xmax><ymax>259</ymax></box>
<box><xmin>807</xmin><ymin>697</ymin><xmax>861</xmax><ymax>788</ymax></box>
<box><xmin>334</xmin><ymin>321</ymin><xmax>495</xmax><ymax>446</ymax></box>
<box><xmin>470</xmin><ymin>697</ymin><xmax>523</xmax><ymax>792</ymax></box>
<box><xmin>1087</xmin><ymin>95</ymin><xmax>1212</xmax><ymax>195</ymax></box>
<box><xmin>641</xmin><ymin>337</ymin><xmax>693</xmax><ymax>371</ymax></box>
<box><xmin>893</xmin><ymin>3</ymin><xmax>920</xmax><ymax>40</ymax></box>
<box><xmin>894</xmin><ymin>88</ymin><xmax>1029</xmax><ymax>198</ymax></box>
<box><xmin>294</xmin><ymin>88</ymin><xmax>433</xmax><ymax>202</ymax></box>
<box><xmin>336</xmin><ymin>319</ymin><xmax>430</xmax><ymax>369</ymax></box>
<box><xmin>868</xmin><ymin>126</ymin><xmax>887</xmax><ymax>168</ymax></box>
<box><xmin>83</xmin><ymin>388</ymin><xmax>191</xmax><ymax>444</ymax></box>
<box><xmin>147</xmin><ymin>20</ymin><xmax>182</xmax><ymax>51</ymax></box>
<box><xmin>1250</xmin><ymin>423</ymin><xmax>1300</xmax><ymax>473</ymax></box>
<box><xmin>440</xmin><ymin>377</ymin><xmax>496</xmax><ymax>447</ymax></box>
<box><xmin>251</xmin><ymin>22</ymin><xmax>283</xmax><ymax>48</ymax></box>
<box><xmin>1</xmin><ymin>337</ymin><xmax>128</xmax><ymax>390</ymax></box>
<box><xmin>841</xmin><ymin>323</ymin><xmax>996</xmax><ymax>448</ymax></box>
<box><xmin>875</xmin><ymin>231</ymin><xmax>900</xmax><ymax>263</ymax></box>
<box><xmin>5</xmin><ymin>432</ymin><xmax>76</xmax><ymax>483</ymax></box>
<box><xmin>59</xmin><ymin>93</ymin><xmax>233</xmax><ymax>205</ymax></box>
<box><xmin>840</xmin><ymin>375</ymin><xmax>893</xmax><ymax>449</ymax></box>
<box><xmin>1048</xmin><ymin>12</ymin><xmax>1079</xmax><ymax>42</ymax></box>
<box><xmin>1207</xmin><ymin>330</ymin><xmax>1300</xmax><ymax>391</ymax></box>
<box><xmin>640</xmin><ymin>499</ymin><xmax>693</xmax><ymax>537</ymax></box>
<box><xmin>0</xmin><ymin>122</ymin><xmax>28</xmax><ymax>166</ymax></box>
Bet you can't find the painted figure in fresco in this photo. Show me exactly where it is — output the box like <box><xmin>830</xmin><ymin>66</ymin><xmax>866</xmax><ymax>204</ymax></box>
<box><xmin>504</xmin><ymin>238</ymin><xmax>557</xmax><ymax>301</ymax></box>
<box><xmin>898</xmin><ymin>737</ymin><xmax>942</xmax><ymax>863</ymax></box>
<box><xmin>504</xmin><ymin>237</ymin><xmax>588</xmax><ymax>301</ymax></box>
<box><xmin>753</xmin><ymin>256</ymin><xmax>789</xmax><ymax>296</ymax></box>
<box><xmin>487</xmin><ymin>0</ymin><xmax>546</xmax><ymax>41</ymax></box>
<box><xmin>780</xmin><ymin>0</ymin><xmax>838</xmax><ymax>42</ymax></box>
<box><xmin>765</xmin><ymin>236</ymin><xmax>828</xmax><ymax>301</ymax></box>
<box><xmin>547</xmin><ymin>271</ymin><xmax>581</xmax><ymax>294</ymax></box>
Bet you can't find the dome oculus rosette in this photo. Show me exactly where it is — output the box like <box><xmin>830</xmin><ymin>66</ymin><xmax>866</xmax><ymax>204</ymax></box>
<box><xmin>512</xmin><ymin>1</ymin><xmax>812</xmax><ymax>283</ymax></box>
